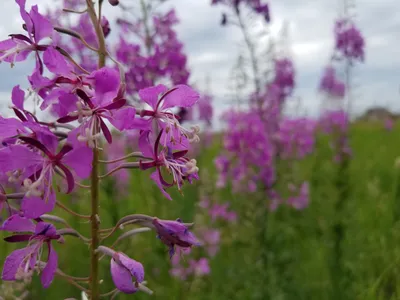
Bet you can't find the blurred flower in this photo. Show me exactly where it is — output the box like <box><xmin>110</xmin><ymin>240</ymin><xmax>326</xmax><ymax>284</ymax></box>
<box><xmin>152</xmin><ymin>218</ymin><xmax>200</xmax><ymax>257</ymax></box>
<box><xmin>1</xmin><ymin>217</ymin><xmax>61</xmax><ymax>288</ymax></box>
<box><xmin>110</xmin><ymin>252</ymin><xmax>144</xmax><ymax>294</ymax></box>
<box><xmin>334</xmin><ymin>18</ymin><xmax>365</xmax><ymax>62</ymax></box>
<box><xmin>319</xmin><ymin>66</ymin><xmax>345</xmax><ymax>99</ymax></box>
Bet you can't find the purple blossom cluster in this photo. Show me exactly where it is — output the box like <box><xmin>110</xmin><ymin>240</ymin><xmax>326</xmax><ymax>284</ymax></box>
<box><xmin>319</xmin><ymin>66</ymin><xmax>346</xmax><ymax>99</ymax></box>
<box><xmin>273</xmin><ymin>58</ymin><xmax>296</xmax><ymax>102</ymax></box>
<box><xmin>277</xmin><ymin>118</ymin><xmax>317</xmax><ymax>160</ymax></box>
<box><xmin>215</xmin><ymin>109</ymin><xmax>275</xmax><ymax>193</ymax></box>
<box><xmin>334</xmin><ymin>18</ymin><xmax>365</xmax><ymax>62</ymax></box>
<box><xmin>116</xmin><ymin>9</ymin><xmax>190</xmax><ymax>95</ymax></box>
<box><xmin>0</xmin><ymin>0</ymin><xmax>202</xmax><ymax>296</ymax></box>
<box><xmin>212</xmin><ymin>0</ymin><xmax>270</xmax><ymax>23</ymax></box>
<box><xmin>214</xmin><ymin>52</ymin><xmax>312</xmax><ymax>210</ymax></box>
<box><xmin>286</xmin><ymin>181</ymin><xmax>310</xmax><ymax>210</ymax></box>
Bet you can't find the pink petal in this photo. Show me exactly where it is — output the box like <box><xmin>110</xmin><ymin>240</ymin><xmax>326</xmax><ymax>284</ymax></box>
<box><xmin>138</xmin><ymin>131</ymin><xmax>154</xmax><ymax>158</ymax></box>
<box><xmin>16</xmin><ymin>0</ymin><xmax>33</xmax><ymax>36</ymax></box>
<box><xmin>41</xmin><ymin>244</ymin><xmax>58</xmax><ymax>288</ymax></box>
<box><xmin>118</xmin><ymin>253</ymin><xmax>144</xmax><ymax>282</ymax></box>
<box><xmin>109</xmin><ymin>107</ymin><xmax>136</xmax><ymax>131</ymax></box>
<box><xmin>110</xmin><ymin>258</ymin><xmax>138</xmax><ymax>294</ymax></box>
<box><xmin>51</xmin><ymin>92</ymin><xmax>78</xmax><ymax>118</ymax></box>
<box><xmin>12</xmin><ymin>85</ymin><xmax>25</xmax><ymax>110</ymax></box>
<box><xmin>88</xmin><ymin>67</ymin><xmax>120</xmax><ymax>106</ymax></box>
<box><xmin>30</xmin><ymin>5</ymin><xmax>53</xmax><ymax>42</ymax></box>
<box><xmin>161</xmin><ymin>85</ymin><xmax>199</xmax><ymax>109</ymax></box>
<box><xmin>139</xmin><ymin>84</ymin><xmax>167</xmax><ymax>110</ymax></box>
<box><xmin>21</xmin><ymin>193</ymin><xmax>56</xmax><ymax>219</ymax></box>
<box><xmin>0</xmin><ymin>145</ymin><xmax>42</xmax><ymax>173</ymax></box>
<box><xmin>150</xmin><ymin>171</ymin><xmax>172</xmax><ymax>200</ymax></box>
<box><xmin>43</xmin><ymin>47</ymin><xmax>73</xmax><ymax>75</ymax></box>
<box><xmin>62</xmin><ymin>146</ymin><xmax>93</xmax><ymax>179</ymax></box>
<box><xmin>0</xmin><ymin>116</ymin><xmax>25</xmax><ymax>140</ymax></box>
<box><xmin>1</xmin><ymin>245</ymin><xmax>35</xmax><ymax>281</ymax></box>
<box><xmin>0</xmin><ymin>215</ymin><xmax>35</xmax><ymax>232</ymax></box>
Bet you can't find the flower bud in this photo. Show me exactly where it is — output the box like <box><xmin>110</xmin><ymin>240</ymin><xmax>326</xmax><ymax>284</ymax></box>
<box><xmin>108</xmin><ymin>0</ymin><xmax>119</xmax><ymax>6</ymax></box>
<box><xmin>101</xmin><ymin>17</ymin><xmax>111</xmax><ymax>38</ymax></box>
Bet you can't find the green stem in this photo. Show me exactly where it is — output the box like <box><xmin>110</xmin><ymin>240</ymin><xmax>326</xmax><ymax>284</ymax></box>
<box><xmin>90</xmin><ymin>147</ymin><xmax>100</xmax><ymax>300</ymax></box>
<box><xmin>86</xmin><ymin>0</ymin><xmax>107</xmax><ymax>299</ymax></box>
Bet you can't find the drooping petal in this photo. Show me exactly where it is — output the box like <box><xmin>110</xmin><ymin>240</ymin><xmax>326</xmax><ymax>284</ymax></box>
<box><xmin>150</xmin><ymin>171</ymin><xmax>172</xmax><ymax>200</ymax></box>
<box><xmin>138</xmin><ymin>131</ymin><xmax>154</xmax><ymax>158</ymax></box>
<box><xmin>43</xmin><ymin>47</ymin><xmax>73</xmax><ymax>75</ymax></box>
<box><xmin>30</xmin><ymin>5</ymin><xmax>53</xmax><ymax>42</ymax></box>
<box><xmin>154</xmin><ymin>219</ymin><xmax>187</xmax><ymax>235</ymax></box>
<box><xmin>12</xmin><ymin>85</ymin><xmax>25</xmax><ymax>110</ymax></box>
<box><xmin>0</xmin><ymin>215</ymin><xmax>35</xmax><ymax>232</ymax></box>
<box><xmin>138</xmin><ymin>84</ymin><xmax>167</xmax><ymax>110</ymax></box>
<box><xmin>1</xmin><ymin>245</ymin><xmax>35</xmax><ymax>281</ymax></box>
<box><xmin>41</xmin><ymin>244</ymin><xmax>58</xmax><ymax>288</ymax></box>
<box><xmin>118</xmin><ymin>253</ymin><xmax>145</xmax><ymax>283</ymax></box>
<box><xmin>62</xmin><ymin>146</ymin><xmax>93</xmax><ymax>178</ymax></box>
<box><xmin>21</xmin><ymin>194</ymin><xmax>56</xmax><ymax>219</ymax></box>
<box><xmin>161</xmin><ymin>85</ymin><xmax>200</xmax><ymax>109</ymax></box>
<box><xmin>110</xmin><ymin>257</ymin><xmax>137</xmax><ymax>294</ymax></box>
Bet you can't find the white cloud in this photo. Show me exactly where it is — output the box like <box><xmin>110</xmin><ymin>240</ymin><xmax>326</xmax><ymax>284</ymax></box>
<box><xmin>0</xmin><ymin>0</ymin><xmax>398</xmax><ymax>120</ymax></box>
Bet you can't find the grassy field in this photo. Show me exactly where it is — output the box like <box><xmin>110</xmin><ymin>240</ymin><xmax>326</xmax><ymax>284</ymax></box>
<box><xmin>1</xmin><ymin>121</ymin><xmax>400</xmax><ymax>300</ymax></box>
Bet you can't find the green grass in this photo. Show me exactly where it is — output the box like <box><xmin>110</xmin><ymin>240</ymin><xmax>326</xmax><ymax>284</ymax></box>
<box><xmin>1</xmin><ymin>121</ymin><xmax>400</xmax><ymax>299</ymax></box>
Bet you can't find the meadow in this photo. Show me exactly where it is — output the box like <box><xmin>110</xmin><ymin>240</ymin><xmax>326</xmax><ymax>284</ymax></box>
<box><xmin>0</xmin><ymin>0</ymin><xmax>389</xmax><ymax>299</ymax></box>
<box><xmin>2</xmin><ymin>121</ymin><xmax>399</xmax><ymax>300</ymax></box>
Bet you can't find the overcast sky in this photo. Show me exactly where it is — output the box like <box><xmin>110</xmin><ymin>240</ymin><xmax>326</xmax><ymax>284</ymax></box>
<box><xmin>0</xmin><ymin>0</ymin><xmax>399</xmax><ymax>121</ymax></box>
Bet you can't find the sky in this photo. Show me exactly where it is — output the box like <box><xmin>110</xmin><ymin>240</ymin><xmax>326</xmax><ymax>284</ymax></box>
<box><xmin>0</xmin><ymin>0</ymin><xmax>399</xmax><ymax>122</ymax></box>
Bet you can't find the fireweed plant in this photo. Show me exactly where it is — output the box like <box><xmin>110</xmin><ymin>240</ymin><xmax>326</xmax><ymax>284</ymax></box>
<box><xmin>0</xmin><ymin>0</ymin><xmax>202</xmax><ymax>299</ymax></box>
<box><xmin>210</xmin><ymin>1</ymin><xmax>318</xmax><ymax>298</ymax></box>
<box><xmin>316</xmin><ymin>1</ymin><xmax>365</xmax><ymax>297</ymax></box>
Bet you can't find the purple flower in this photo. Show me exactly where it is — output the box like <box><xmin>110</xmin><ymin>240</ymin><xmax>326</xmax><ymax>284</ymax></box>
<box><xmin>0</xmin><ymin>134</ymin><xmax>92</xmax><ymax>217</ymax></box>
<box><xmin>278</xmin><ymin>118</ymin><xmax>317</xmax><ymax>160</ymax></box>
<box><xmin>209</xmin><ymin>203</ymin><xmax>237</xmax><ymax>222</ymax></box>
<box><xmin>319</xmin><ymin>66</ymin><xmax>345</xmax><ymax>98</ymax></box>
<box><xmin>385</xmin><ymin>118</ymin><xmax>393</xmax><ymax>131</ymax></box>
<box><xmin>334</xmin><ymin>18</ymin><xmax>365</xmax><ymax>62</ymax></box>
<box><xmin>139</xmin><ymin>130</ymin><xmax>199</xmax><ymax>200</ymax></box>
<box><xmin>188</xmin><ymin>258</ymin><xmax>210</xmax><ymax>276</ymax></box>
<box><xmin>138</xmin><ymin>84</ymin><xmax>200</xmax><ymax>148</ymax></box>
<box><xmin>273</xmin><ymin>58</ymin><xmax>295</xmax><ymax>101</ymax></box>
<box><xmin>199</xmin><ymin>229</ymin><xmax>220</xmax><ymax>257</ymax></box>
<box><xmin>0</xmin><ymin>0</ymin><xmax>53</xmax><ymax>72</ymax></box>
<box><xmin>110</xmin><ymin>252</ymin><xmax>144</xmax><ymax>294</ymax></box>
<box><xmin>1</xmin><ymin>216</ymin><xmax>61</xmax><ymax>288</ymax></box>
<box><xmin>197</xmin><ymin>94</ymin><xmax>214</xmax><ymax>126</ymax></box>
<box><xmin>287</xmin><ymin>182</ymin><xmax>309</xmax><ymax>210</ymax></box>
<box><xmin>152</xmin><ymin>218</ymin><xmax>200</xmax><ymax>257</ymax></box>
<box><xmin>57</xmin><ymin>67</ymin><xmax>136</xmax><ymax>146</ymax></box>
